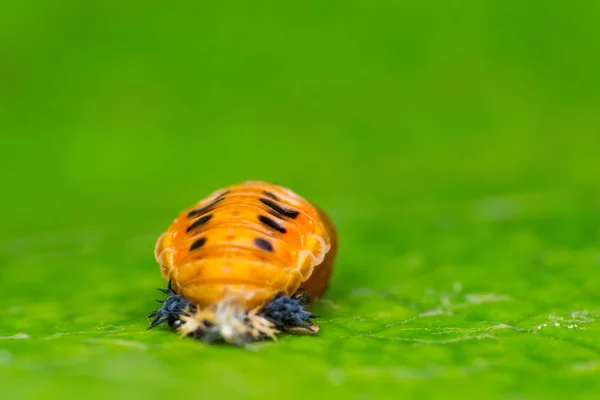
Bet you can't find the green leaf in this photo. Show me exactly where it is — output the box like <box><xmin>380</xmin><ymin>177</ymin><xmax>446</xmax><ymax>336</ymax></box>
<box><xmin>2</xmin><ymin>1</ymin><xmax>600</xmax><ymax>399</ymax></box>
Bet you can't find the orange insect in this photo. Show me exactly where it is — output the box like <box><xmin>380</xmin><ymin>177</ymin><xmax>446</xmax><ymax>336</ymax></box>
<box><xmin>149</xmin><ymin>181</ymin><xmax>337</xmax><ymax>344</ymax></box>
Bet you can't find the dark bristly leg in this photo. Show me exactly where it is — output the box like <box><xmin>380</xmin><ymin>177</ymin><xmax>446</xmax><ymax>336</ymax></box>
<box><xmin>259</xmin><ymin>292</ymin><xmax>318</xmax><ymax>330</ymax></box>
<box><xmin>157</xmin><ymin>280</ymin><xmax>177</xmax><ymax>296</ymax></box>
<box><xmin>147</xmin><ymin>281</ymin><xmax>197</xmax><ymax>329</ymax></box>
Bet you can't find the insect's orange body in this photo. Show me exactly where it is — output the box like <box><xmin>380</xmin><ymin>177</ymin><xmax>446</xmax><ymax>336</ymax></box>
<box><xmin>155</xmin><ymin>181</ymin><xmax>337</xmax><ymax>313</ymax></box>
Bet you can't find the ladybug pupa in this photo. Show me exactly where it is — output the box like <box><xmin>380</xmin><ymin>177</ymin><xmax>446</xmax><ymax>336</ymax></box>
<box><xmin>149</xmin><ymin>181</ymin><xmax>337</xmax><ymax>345</ymax></box>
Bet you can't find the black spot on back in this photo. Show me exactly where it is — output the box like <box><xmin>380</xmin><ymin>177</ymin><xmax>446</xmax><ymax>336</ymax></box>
<box><xmin>188</xmin><ymin>197</ymin><xmax>225</xmax><ymax>219</ymax></box>
<box><xmin>259</xmin><ymin>198</ymin><xmax>300</xmax><ymax>219</ymax></box>
<box><xmin>258</xmin><ymin>215</ymin><xmax>286</xmax><ymax>234</ymax></box>
<box><xmin>254</xmin><ymin>237</ymin><xmax>274</xmax><ymax>252</ymax></box>
<box><xmin>186</xmin><ymin>214</ymin><xmax>213</xmax><ymax>233</ymax></box>
<box><xmin>189</xmin><ymin>237</ymin><xmax>207</xmax><ymax>251</ymax></box>
<box><xmin>262</xmin><ymin>191</ymin><xmax>279</xmax><ymax>201</ymax></box>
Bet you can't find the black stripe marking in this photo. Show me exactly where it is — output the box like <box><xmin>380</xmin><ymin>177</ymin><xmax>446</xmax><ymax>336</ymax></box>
<box><xmin>259</xmin><ymin>198</ymin><xmax>300</xmax><ymax>219</ymax></box>
<box><xmin>262</xmin><ymin>191</ymin><xmax>279</xmax><ymax>201</ymax></box>
<box><xmin>189</xmin><ymin>237</ymin><xmax>207</xmax><ymax>251</ymax></box>
<box><xmin>186</xmin><ymin>214</ymin><xmax>213</xmax><ymax>233</ymax></box>
<box><xmin>216</xmin><ymin>190</ymin><xmax>230</xmax><ymax>199</ymax></box>
<box><xmin>258</xmin><ymin>215</ymin><xmax>286</xmax><ymax>234</ymax></box>
<box><xmin>254</xmin><ymin>237</ymin><xmax>274</xmax><ymax>252</ymax></box>
<box><xmin>188</xmin><ymin>197</ymin><xmax>225</xmax><ymax>219</ymax></box>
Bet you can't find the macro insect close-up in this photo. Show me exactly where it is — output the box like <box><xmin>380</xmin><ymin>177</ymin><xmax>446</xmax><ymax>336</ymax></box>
<box><xmin>3</xmin><ymin>2</ymin><xmax>599</xmax><ymax>399</ymax></box>
<box><xmin>149</xmin><ymin>181</ymin><xmax>337</xmax><ymax>345</ymax></box>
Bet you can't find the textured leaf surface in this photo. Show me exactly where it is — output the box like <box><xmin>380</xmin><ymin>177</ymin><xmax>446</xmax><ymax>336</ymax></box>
<box><xmin>1</xmin><ymin>1</ymin><xmax>600</xmax><ymax>399</ymax></box>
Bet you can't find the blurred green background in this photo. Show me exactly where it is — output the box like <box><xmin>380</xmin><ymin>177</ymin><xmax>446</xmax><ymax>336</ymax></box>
<box><xmin>1</xmin><ymin>1</ymin><xmax>600</xmax><ymax>399</ymax></box>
